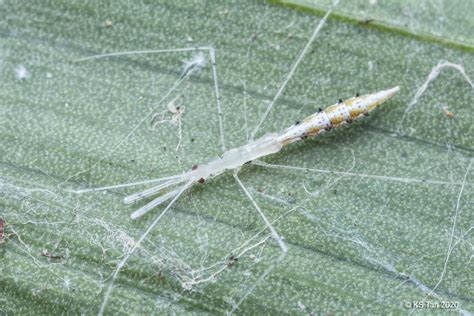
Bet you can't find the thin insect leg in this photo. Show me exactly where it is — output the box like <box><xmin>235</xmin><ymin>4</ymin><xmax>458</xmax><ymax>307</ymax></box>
<box><xmin>176</xmin><ymin>117</ymin><xmax>183</xmax><ymax>151</ymax></box>
<box><xmin>67</xmin><ymin>174</ymin><xmax>184</xmax><ymax>194</ymax></box>
<box><xmin>130</xmin><ymin>185</ymin><xmax>187</xmax><ymax>219</ymax></box>
<box><xmin>65</xmin><ymin>46</ymin><xmax>224</xmax><ymax>187</ymax></box>
<box><xmin>98</xmin><ymin>180</ymin><xmax>193</xmax><ymax>316</ymax></box>
<box><xmin>69</xmin><ymin>176</ymin><xmax>184</xmax><ymax>194</ymax></box>
<box><xmin>208</xmin><ymin>47</ymin><xmax>226</xmax><ymax>151</ymax></box>
<box><xmin>73</xmin><ymin>47</ymin><xmax>213</xmax><ymax>62</ymax></box>
<box><xmin>252</xmin><ymin>160</ymin><xmax>472</xmax><ymax>187</ymax></box>
<box><xmin>249</xmin><ymin>1</ymin><xmax>338</xmax><ymax>140</ymax></box>
<box><xmin>241</xmin><ymin>80</ymin><xmax>250</xmax><ymax>142</ymax></box>
<box><xmin>229</xmin><ymin>169</ymin><xmax>288</xmax><ymax>314</ymax></box>
<box><xmin>228</xmin><ymin>156</ymin><xmax>358</xmax><ymax>314</ymax></box>
<box><xmin>424</xmin><ymin>159</ymin><xmax>473</xmax><ymax>299</ymax></box>
<box><xmin>233</xmin><ymin>169</ymin><xmax>288</xmax><ymax>253</ymax></box>
<box><xmin>61</xmin><ymin>72</ymin><xmax>190</xmax><ymax>188</ymax></box>
<box><xmin>123</xmin><ymin>177</ymin><xmax>186</xmax><ymax>204</ymax></box>
<box><xmin>228</xmin><ymin>251</ymin><xmax>286</xmax><ymax>315</ymax></box>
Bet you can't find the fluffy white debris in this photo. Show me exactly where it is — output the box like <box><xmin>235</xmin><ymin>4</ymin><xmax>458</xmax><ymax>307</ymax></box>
<box><xmin>15</xmin><ymin>64</ymin><xmax>30</xmax><ymax>80</ymax></box>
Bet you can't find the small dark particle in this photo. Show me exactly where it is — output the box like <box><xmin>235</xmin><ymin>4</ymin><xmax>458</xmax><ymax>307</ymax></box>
<box><xmin>295</xmin><ymin>121</ymin><xmax>300</xmax><ymax>125</ymax></box>
<box><xmin>227</xmin><ymin>255</ymin><xmax>238</xmax><ymax>267</ymax></box>
<box><xmin>339</xmin><ymin>99</ymin><xmax>343</xmax><ymax>103</ymax></box>
<box><xmin>363</xmin><ymin>112</ymin><xmax>370</xmax><ymax>117</ymax></box>
<box><xmin>346</xmin><ymin>119</ymin><xmax>353</xmax><ymax>124</ymax></box>
<box><xmin>192</xmin><ymin>164</ymin><xmax>198</xmax><ymax>170</ymax></box>
<box><xmin>155</xmin><ymin>271</ymin><xmax>164</xmax><ymax>282</ymax></box>
<box><xmin>244</xmin><ymin>160</ymin><xmax>252</xmax><ymax>165</ymax></box>
<box><xmin>325</xmin><ymin>126</ymin><xmax>332</xmax><ymax>132</ymax></box>
<box><xmin>163</xmin><ymin>146</ymin><xmax>167</xmax><ymax>151</ymax></box>
<box><xmin>399</xmin><ymin>273</ymin><xmax>411</xmax><ymax>281</ymax></box>
<box><xmin>356</xmin><ymin>92</ymin><xmax>359</xmax><ymax>97</ymax></box>
<box><xmin>131</xmin><ymin>159</ymin><xmax>135</xmax><ymax>163</ymax></box>
<box><xmin>301</xmin><ymin>134</ymin><xmax>308</xmax><ymax>140</ymax></box>
<box><xmin>318</xmin><ymin>108</ymin><xmax>323</xmax><ymax>113</ymax></box>
<box><xmin>256</xmin><ymin>188</ymin><xmax>263</xmax><ymax>193</ymax></box>
<box><xmin>191</xmin><ymin>138</ymin><xmax>195</xmax><ymax>142</ymax></box>
<box><xmin>41</xmin><ymin>249</ymin><xmax>65</xmax><ymax>260</ymax></box>
<box><xmin>360</xmin><ymin>18</ymin><xmax>375</xmax><ymax>25</ymax></box>
<box><xmin>198</xmin><ymin>178</ymin><xmax>205</xmax><ymax>184</ymax></box>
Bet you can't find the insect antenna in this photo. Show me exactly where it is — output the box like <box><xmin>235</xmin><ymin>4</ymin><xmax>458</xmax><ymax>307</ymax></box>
<box><xmin>67</xmin><ymin>174</ymin><xmax>183</xmax><ymax>194</ymax></box>
<box><xmin>124</xmin><ymin>176</ymin><xmax>187</xmax><ymax>205</ymax></box>
<box><xmin>130</xmin><ymin>183</ymin><xmax>189</xmax><ymax>219</ymax></box>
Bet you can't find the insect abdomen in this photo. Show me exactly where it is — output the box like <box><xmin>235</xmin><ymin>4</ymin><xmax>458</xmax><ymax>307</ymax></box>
<box><xmin>323</xmin><ymin>102</ymin><xmax>351</xmax><ymax>126</ymax></box>
<box><xmin>277</xmin><ymin>86</ymin><xmax>400</xmax><ymax>145</ymax></box>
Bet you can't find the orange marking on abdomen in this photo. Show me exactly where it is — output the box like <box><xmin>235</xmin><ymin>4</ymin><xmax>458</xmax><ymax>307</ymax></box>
<box><xmin>324</xmin><ymin>103</ymin><xmax>350</xmax><ymax>125</ymax></box>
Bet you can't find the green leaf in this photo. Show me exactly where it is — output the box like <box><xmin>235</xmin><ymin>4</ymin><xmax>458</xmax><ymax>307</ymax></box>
<box><xmin>1</xmin><ymin>0</ymin><xmax>473</xmax><ymax>314</ymax></box>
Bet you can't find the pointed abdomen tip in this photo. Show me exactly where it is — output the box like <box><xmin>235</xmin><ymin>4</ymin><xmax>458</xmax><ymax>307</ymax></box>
<box><xmin>388</xmin><ymin>86</ymin><xmax>400</xmax><ymax>94</ymax></box>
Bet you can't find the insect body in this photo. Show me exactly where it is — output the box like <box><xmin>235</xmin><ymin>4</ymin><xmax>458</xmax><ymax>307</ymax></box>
<box><xmin>125</xmin><ymin>86</ymin><xmax>400</xmax><ymax>219</ymax></box>
<box><xmin>277</xmin><ymin>87</ymin><xmax>399</xmax><ymax>145</ymax></box>
<box><xmin>75</xmin><ymin>5</ymin><xmax>400</xmax><ymax>311</ymax></box>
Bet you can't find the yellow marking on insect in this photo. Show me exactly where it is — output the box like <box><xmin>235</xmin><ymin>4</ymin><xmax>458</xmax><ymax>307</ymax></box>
<box><xmin>443</xmin><ymin>107</ymin><xmax>455</xmax><ymax>119</ymax></box>
<box><xmin>307</xmin><ymin>126</ymin><xmax>322</xmax><ymax>135</ymax></box>
<box><xmin>276</xmin><ymin>87</ymin><xmax>400</xmax><ymax>146</ymax></box>
<box><xmin>325</xmin><ymin>103</ymin><xmax>350</xmax><ymax>125</ymax></box>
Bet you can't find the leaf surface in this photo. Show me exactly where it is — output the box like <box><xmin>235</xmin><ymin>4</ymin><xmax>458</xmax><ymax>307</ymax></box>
<box><xmin>0</xmin><ymin>0</ymin><xmax>473</xmax><ymax>314</ymax></box>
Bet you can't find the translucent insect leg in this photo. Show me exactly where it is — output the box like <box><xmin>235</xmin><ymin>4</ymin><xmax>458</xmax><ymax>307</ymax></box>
<box><xmin>241</xmin><ymin>80</ymin><xmax>250</xmax><ymax>142</ymax></box>
<box><xmin>72</xmin><ymin>46</ymin><xmax>226</xmax><ymax>177</ymax></box>
<box><xmin>251</xmin><ymin>160</ymin><xmax>469</xmax><ymax>187</ymax></box>
<box><xmin>98</xmin><ymin>180</ymin><xmax>193</xmax><ymax>316</ymax></box>
<box><xmin>123</xmin><ymin>177</ymin><xmax>187</xmax><ymax>204</ymax></box>
<box><xmin>130</xmin><ymin>185</ymin><xmax>187</xmax><ymax>219</ymax></box>
<box><xmin>233</xmin><ymin>169</ymin><xmax>288</xmax><ymax>253</ymax></box>
<box><xmin>228</xmin><ymin>251</ymin><xmax>286</xmax><ymax>315</ymax></box>
<box><xmin>249</xmin><ymin>2</ymin><xmax>336</xmax><ymax>140</ymax></box>
<box><xmin>60</xmin><ymin>71</ymin><xmax>189</xmax><ymax>189</ymax></box>
<box><xmin>208</xmin><ymin>47</ymin><xmax>226</xmax><ymax>151</ymax></box>
<box><xmin>73</xmin><ymin>47</ymin><xmax>214</xmax><ymax>62</ymax></box>
<box><xmin>229</xmin><ymin>170</ymin><xmax>288</xmax><ymax>315</ymax></box>
<box><xmin>68</xmin><ymin>174</ymin><xmax>184</xmax><ymax>194</ymax></box>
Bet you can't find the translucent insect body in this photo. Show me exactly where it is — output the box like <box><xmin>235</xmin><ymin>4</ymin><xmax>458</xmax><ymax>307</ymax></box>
<box><xmin>126</xmin><ymin>86</ymin><xmax>400</xmax><ymax>220</ymax></box>
<box><xmin>72</xmin><ymin>3</ymin><xmax>401</xmax><ymax>312</ymax></box>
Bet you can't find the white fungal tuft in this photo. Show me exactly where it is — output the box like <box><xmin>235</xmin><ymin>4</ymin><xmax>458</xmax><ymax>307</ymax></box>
<box><xmin>181</xmin><ymin>52</ymin><xmax>206</xmax><ymax>77</ymax></box>
<box><xmin>14</xmin><ymin>64</ymin><xmax>30</xmax><ymax>80</ymax></box>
